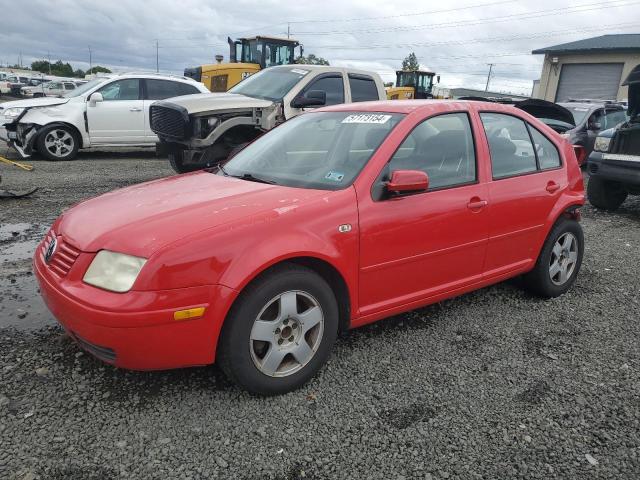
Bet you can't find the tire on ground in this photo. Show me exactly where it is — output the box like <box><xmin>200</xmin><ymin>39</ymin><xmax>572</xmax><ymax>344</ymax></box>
<box><xmin>217</xmin><ymin>263</ymin><xmax>339</xmax><ymax>396</ymax></box>
<box><xmin>36</xmin><ymin>125</ymin><xmax>80</xmax><ymax>161</ymax></box>
<box><xmin>587</xmin><ymin>177</ymin><xmax>627</xmax><ymax>211</ymax></box>
<box><xmin>523</xmin><ymin>217</ymin><xmax>584</xmax><ymax>298</ymax></box>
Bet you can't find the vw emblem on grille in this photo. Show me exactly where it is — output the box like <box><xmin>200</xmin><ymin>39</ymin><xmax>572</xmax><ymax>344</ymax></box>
<box><xmin>44</xmin><ymin>237</ymin><xmax>57</xmax><ymax>264</ymax></box>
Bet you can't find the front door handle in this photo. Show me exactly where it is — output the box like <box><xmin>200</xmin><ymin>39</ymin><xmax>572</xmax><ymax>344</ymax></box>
<box><xmin>467</xmin><ymin>198</ymin><xmax>488</xmax><ymax>210</ymax></box>
<box><xmin>546</xmin><ymin>181</ymin><xmax>561</xmax><ymax>193</ymax></box>
<box><xmin>129</xmin><ymin>107</ymin><xmax>142</xmax><ymax>112</ymax></box>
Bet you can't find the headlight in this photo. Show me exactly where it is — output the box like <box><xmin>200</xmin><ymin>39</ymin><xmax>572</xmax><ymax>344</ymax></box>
<box><xmin>83</xmin><ymin>250</ymin><xmax>147</xmax><ymax>293</ymax></box>
<box><xmin>594</xmin><ymin>136</ymin><xmax>612</xmax><ymax>153</ymax></box>
<box><xmin>3</xmin><ymin>107</ymin><xmax>25</xmax><ymax>119</ymax></box>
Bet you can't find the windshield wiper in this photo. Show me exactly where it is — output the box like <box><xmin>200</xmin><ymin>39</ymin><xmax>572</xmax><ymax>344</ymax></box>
<box><xmin>232</xmin><ymin>173</ymin><xmax>278</xmax><ymax>185</ymax></box>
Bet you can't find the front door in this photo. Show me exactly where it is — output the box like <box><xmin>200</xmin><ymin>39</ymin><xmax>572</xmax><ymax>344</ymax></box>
<box><xmin>87</xmin><ymin>78</ymin><xmax>145</xmax><ymax>143</ymax></box>
<box><xmin>358</xmin><ymin>112</ymin><xmax>489</xmax><ymax>316</ymax></box>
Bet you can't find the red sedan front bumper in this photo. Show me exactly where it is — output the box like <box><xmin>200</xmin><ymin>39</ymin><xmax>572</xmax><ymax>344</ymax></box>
<box><xmin>33</xmin><ymin>238</ymin><xmax>236</xmax><ymax>371</ymax></box>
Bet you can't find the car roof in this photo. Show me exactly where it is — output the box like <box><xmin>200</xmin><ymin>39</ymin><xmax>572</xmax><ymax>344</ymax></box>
<box><xmin>317</xmin><ymin>99</ymin><xmax>520</xmax><ymax>115</ymax></box>
<box><xmin>268</xmin><ymin>64</ymin><xmax>381</xmax><ymax>77</ymax></box>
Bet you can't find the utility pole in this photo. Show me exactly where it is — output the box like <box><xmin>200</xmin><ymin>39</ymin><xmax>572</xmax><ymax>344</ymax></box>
<box><xmin>19</xmin><ymin>52</ymin><xmax>22</xmax><ymax>68</ymax></box>
<box><xmin>485</xmin><ymin>63</ymin><xmax>494</xmax><ymax>92</ymax></box>
<box><xmin>88</xmin><ymin>45</ymin><xmax>93</xmax><ymax>74</ymax></box>
<box><xmin>155</xmin><ymin>40</ymin><xmax>159</xmax><ymax>72</ymax></box>
<box><xmin>47</xmin><ymin>51</ymin><xmax>51</xmax><ymax>74</ymax></box>
<box><xmin>287</xmin><ymin>23</ymin><xmax>290</xmax><ymax>39</ymax></box>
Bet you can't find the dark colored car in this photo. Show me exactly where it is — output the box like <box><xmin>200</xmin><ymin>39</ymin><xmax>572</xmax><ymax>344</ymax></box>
<box><xmin>586</xmin><ymin>65</ymin><xmax>640</xmax><ymax>210</ymax></box>
<box><xmin>558</xmin><ymin>100</ymin><xmax>628</xmax><ymax>156</ymax></box>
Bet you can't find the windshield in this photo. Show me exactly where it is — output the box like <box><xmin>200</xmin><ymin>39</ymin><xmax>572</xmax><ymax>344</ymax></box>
<box><xmin>220</xmin><ymin>111</ymin><xmax>404</xmax><ymax>190</ymax></box>
<box><xmin>229</xmin><ymin>67</ymin><xmax>309</xmax><ymax>101</ymax></box>
<box><xmin>63</xmin><ymin>78</ymin><xmax>107</xmax><ymax>98</ymax></box>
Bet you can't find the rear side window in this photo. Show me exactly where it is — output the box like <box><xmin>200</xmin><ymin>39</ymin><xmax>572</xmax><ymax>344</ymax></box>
<box><xmin>348</xmin><ymin>74</ymin><xmax>379</xmax><ymax>102</ymax></box>
<box><xmin>146</xmin><ymin>79</ymin><xmax>199</xmax><ymax>100</ymax></box>
<box><xmin>388</xmin><ymin>112</ymin><xmax>476</xmax><ymax>190</ymax></box>
<box><xmin>305</xmin><ymin>75</ymin><xmax>344</xmax><ymax>106</ymax></box>
<box><xmin>480</xmin><ymin>113</ymin><xmax>537</xmax><ymax>179</ymax></box>
<box><xmin>529</xmin><ymin>127</ymin><xmax>560</xmax><ymax>169</ymax></box>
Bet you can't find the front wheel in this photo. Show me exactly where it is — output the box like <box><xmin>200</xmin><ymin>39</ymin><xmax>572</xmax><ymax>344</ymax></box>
<box><xmin>587</xmin><ymin>177</ymin><xmax>627</xmax><ymax>211</ymax></box>
<box><xmin>36</xmin><ymin>125</ymin><xmax>79</xmax><ymax>161</ymax></box>
<box><xmin>523</xmin><ymin>218</ymin><xmax>584</xmax><ymax>298</ymax></box>
<box><xmin>217</xmin><ymin>264</ymin><xmax>339</xmax><ymax>395</ymax></box>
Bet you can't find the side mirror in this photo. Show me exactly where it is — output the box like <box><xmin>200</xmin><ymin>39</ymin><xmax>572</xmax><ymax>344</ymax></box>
<box><xmin>386</xmin><ymin>170</ymin><xmax>429</xmax><ymax>194</ymax></box>
<box><xmin>88</xmin><ymin>92</ymin><xmax>104</xmax><ymax>107</ymax></box>
<box><xmin>291</xmin><ymin>90</ymin><xmax>326</xmax><ymax>108</ymax></box>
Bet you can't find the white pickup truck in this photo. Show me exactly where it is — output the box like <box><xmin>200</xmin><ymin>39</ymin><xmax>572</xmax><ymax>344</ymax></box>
<box><xmin>150</xmin><ymin>65</ymin><xmax>387</xmax><ymax>173</ymax></box>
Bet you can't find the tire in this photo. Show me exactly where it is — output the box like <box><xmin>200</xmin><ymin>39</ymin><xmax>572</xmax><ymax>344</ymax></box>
<box><xmin>168</xmin><ymin>151</ymin><xmax>198</xmax><ymax>174</ymax></box>
<box><xmin>523</xmin><ymin>218</ymin><xmax>584</xmax><ymax>298</ymax></box>
<box><xmin>587</xmin><ymin>177</ymin><xmax>627</xmax><ymax>211</ymax></box>
<box><xmin>36</xmin><ymin>125</ymin><xmax>79</xmax><ymax>161</ymax></box>
<box><xmin>217</xmin><ymin>264</ymin><xmax>339</xmax><ymax>395</ymax></box>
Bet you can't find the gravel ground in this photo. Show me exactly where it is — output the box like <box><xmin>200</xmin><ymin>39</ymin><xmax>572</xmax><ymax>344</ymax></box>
<box><xmin>1</xmin><ymin>146</ymin><xmax>640</xmax><ymax>479</ymax></box>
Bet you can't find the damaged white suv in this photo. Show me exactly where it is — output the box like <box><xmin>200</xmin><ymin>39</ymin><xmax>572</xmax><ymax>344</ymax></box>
<box><xmin>0</xmin><ymin>73</ymin><xmax>208</xmax><ymax>160</ymax></box>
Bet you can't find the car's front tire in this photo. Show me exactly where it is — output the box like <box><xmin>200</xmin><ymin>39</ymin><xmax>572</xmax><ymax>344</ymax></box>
<box><xmin>36</xmin><ymin>125</ymin><xmax>79</xmax><ymax>161</ymax></box>
<box><xmin>587</xmin><ymin>177</ymin><xmax>628</xmax><ymax>211</ymax></box>
<box><xmin>523</xmin><ymin>218</ymin><xmax>584</xmax><ymax>298</ymax></box>
<box><xmin>217</xmin><ymin>264</ymin><xmax>339</xmax><ymax>395</ymax></box>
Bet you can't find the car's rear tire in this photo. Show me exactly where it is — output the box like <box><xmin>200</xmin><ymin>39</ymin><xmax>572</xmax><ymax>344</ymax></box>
<box><xmin>523</xmin><ymin>218</ymin><xmax>584</xmax><ymax>298</ymax></box>
<box><xmin>587</xmin><ymin>177</ymin><xmax>627</xmax><ymax>211</ymax></box>
<box><xmin>217</xmin><ymin>264</ymin><xmax>339</xmax><ymax>395</ymax></box>
<box><xmin>36</xmin><ymin>125</ymin><xmax>79</xmax><ymax>161</ymax></box>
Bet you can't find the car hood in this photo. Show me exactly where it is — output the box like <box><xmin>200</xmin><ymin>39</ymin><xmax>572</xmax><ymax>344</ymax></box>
<box><xmin>514</xmin><ymin>99</ymin><xmax>576</xmax><ymax>127</ymax></box>
<box><xmin>160</xmin><ymin>92</ymin><xmax>274</xmax><ymax>115</ymax></box>
<box><xmin>0</xmin><ymin>97</ymin><xmax>69</xmax><ymax>109</ymax></box>
<box><xmin>622</xmin><ymin>64</ymin><xmax>639</xmax><ymax>118</ymax></box>
<box><xmin>56</xmin><ymin>172</ymin><xmax>328</xmax><ymax>258</ymax></box>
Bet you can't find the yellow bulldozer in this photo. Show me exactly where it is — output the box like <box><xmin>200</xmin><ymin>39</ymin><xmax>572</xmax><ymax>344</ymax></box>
<box><xmin>386</xmin><ymin>70</ymin><xmax>439</xmax><ymax>100</ymax></box>
<box><xmin>184</xmin><ymin>36</ymin><xmax>303</xmax><ymax>92</ymax></box>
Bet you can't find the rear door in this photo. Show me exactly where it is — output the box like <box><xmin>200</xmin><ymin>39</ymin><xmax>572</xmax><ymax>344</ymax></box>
<box><xmin>142</xmin><ymin>79</ymin><xmax>201</xmax><ymax>139</ymax></box>
<box><xmin>479</xmin><ymin>112</ymin><xmax>564</xmax><ymax>277</ymax></box>
<box><xmin>87</xmin><ymin>78</ymin><xmax>145</xmax><ymax>143</ymax></box>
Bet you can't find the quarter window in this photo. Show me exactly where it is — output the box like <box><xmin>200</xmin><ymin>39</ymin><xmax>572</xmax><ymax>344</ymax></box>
<box><xmin>305</xmin><ymin>76</ymin><xmax>344</xmax><ymax>106</ymax></box>
<box><xmin>348</xmin><ymin>74</ymin><xmax>379</xmax><ymax>102</ymax></box>
<box><xmin>529</xmin><ymin>127</ymin><xmax>561</xmax><ymax>169</ymax></box>
<box><xmin>98</xmin><ymin>79</ymin><xmax>141</xmax><ymax>101</ymax></box>
<box><xmin>387</xmin><ymin>113</ymin><xmax>477</xmax><ymax>190</ymax></box>
<box><xmin>480</xmin><ymin>113</ymin><xmax>537</xmax><ymax>179</ymax></box>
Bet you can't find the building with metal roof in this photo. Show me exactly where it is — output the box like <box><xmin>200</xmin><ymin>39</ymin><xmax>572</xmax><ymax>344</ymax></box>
<box><xmin>532</xmin><ymin>34</ymin><xmax>640</xmax><ymax>102</ymax></box>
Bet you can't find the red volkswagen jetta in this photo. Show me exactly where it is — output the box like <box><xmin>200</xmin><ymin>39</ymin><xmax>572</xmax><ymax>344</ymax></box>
<box><xmin>34</xmin><ymin>101</ymin><xmax>585</xmax><ymax>395</ymax></box>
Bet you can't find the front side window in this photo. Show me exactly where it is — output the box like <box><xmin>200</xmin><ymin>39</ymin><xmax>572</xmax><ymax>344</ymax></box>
<box><xmin>221</xmin><ymin>111</ymin><xmax>404</xmax><ymax>190</ymax></box>
<box><xmin>349</xmin><ymin>75</ymin><xmax>378</xmax><ymax>102</ymax></box>
<box><xmin>386</xmin><ymin>113</ymin><xmax>477</xmax><ymax>190</ymax></box>
<box><xmin>480</xmin><ymin>113</ymin><xmax>538</xmax><ymax>179</ymax></box>
<box><xmin>604</xmin><ymin>109</ymin><xmax>627</xmax><ymax>128</ymax></box>
<box><xmin>63</xmin><ymin>83</ymin><xmax>75</xmax><ymax>90</ymax></box>
<box><xmin>98</xmin><ymin>79</ymin><xmax>140</xmax><ymax>101</ymax></box>
<box><xmin>304</xmin><ymin>75</ymin><xmax>344</xmax><ymax>106</ymax></box>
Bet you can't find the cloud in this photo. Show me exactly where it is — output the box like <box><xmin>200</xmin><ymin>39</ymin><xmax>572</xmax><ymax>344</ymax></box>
<box><xmin>0</xmin><ymin>0</ymin><xmax>637</xmax><ymax>95</ymax></box>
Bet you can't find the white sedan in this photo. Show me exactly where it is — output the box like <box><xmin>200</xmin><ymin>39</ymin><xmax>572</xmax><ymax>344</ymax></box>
<box><xmin>0</xmin><ymin>73</ymin><xmax>209</xmax><ymax>160</ymax></box>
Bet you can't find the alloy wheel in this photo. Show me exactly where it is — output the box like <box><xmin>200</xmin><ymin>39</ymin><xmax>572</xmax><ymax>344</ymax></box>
<box><xmin>44</xmin><ymin>129</ymin><xmax>74</xmax><ymax>158</ymax></box>
<box><xmin>249</xmin><ymin>290</ymin><xmax>324</xmax><ymax>377</ymax></box>
<box><xmin>549</xmin><ymin>232</ymin><xmax>578</xmax><ymax>286</ymax></box>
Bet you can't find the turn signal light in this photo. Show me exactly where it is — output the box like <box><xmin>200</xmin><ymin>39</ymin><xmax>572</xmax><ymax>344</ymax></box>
<box><xmin>173</xmin><ymin>307</ymin><xmax>206</xmax><ymax>321</ymax></box>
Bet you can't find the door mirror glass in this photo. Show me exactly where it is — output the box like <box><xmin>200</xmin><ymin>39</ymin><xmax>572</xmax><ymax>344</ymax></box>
<box><xmin>386</xmin><ymin>170</ymin><xmax>429</xmax><ymax>194</ymax></box>
<box><xmin>88</xmin><ymin>92</ymin><xmax>104</xmax><ymax>106</ymax></box>
<box><xmin>291</xmin><ymin>89</ymin><xmax>326</xmax><ymax>108</ymax></box>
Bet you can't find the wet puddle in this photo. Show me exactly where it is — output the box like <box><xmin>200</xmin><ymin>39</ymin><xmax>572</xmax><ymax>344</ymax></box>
<box><xmin>1</xmin><ymin>223</ymin><xmax>55</xmax><ymax>330</ymax></box>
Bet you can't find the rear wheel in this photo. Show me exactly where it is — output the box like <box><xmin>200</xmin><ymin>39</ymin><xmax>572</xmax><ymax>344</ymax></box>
<box><xmin>217</xmin><ymin>264</ymin><xmax>338</xmax><ymax>395</ymax></box>
<box><xmin>36</xmin><ymin>125</ymin><xmax>79</xmax><ymax>161</ymax></box>
<box><xmin>523</xmin><ymin>218</ymin><xmax>584</xmax><ymax>298</ymax></box>
<box><xmin>587</xmin><ymin>177</ymin><xmax>627</xmax><ymax>211</ymax></box>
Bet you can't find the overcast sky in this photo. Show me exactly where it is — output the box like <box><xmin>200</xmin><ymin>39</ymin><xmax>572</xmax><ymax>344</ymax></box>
<box><xmin>1</xmin><ymin>0</ymin><xmax>639</xmax><ymax>95</ymax></box>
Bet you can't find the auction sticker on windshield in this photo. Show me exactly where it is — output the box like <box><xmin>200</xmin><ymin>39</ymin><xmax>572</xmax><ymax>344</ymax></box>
<box><xmin>342</xmin><ymin>114</ymin><xmax>392</xmax><ymax>124</ymax></box>
<box><xmin>290</xmin><ymin>69</ymin><xmax>309</xmax><ymax>76</ymax></box>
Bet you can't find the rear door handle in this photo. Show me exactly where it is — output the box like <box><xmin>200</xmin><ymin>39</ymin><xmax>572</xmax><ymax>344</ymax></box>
<box><xmin>129</xmin><ymin>107</ymin><xmax>142</xmax><ymax>112</ymax></box>
<box><xmin>467</xmin><ymin>199</ymin><xmax>488</xmax><ymax>210</ymax></box>
<box><xmin>546</xmin><ymin>182</ymin><xmax>561</xmax><ymax>193</ymax></box>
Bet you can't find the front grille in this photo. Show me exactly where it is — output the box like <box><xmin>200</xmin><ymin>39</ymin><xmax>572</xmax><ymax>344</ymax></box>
<box><xmin>41</xmin><ymin>230</ymin><xmax>81</xmax><ymax>277</ymax></box>
<box><xmin>150</xmin><ymin>103</ymin><xmax>190</xmax><ymax>140</ymax></box>
<box><xmin>589</xmin><ymin>163</ymin><xmax>599</xmax><ymax>174</ymax></box>
<box><xmin>73</xmin><ymin>333</ymin><xmax>116</xmax><ymax>363</ymax></box>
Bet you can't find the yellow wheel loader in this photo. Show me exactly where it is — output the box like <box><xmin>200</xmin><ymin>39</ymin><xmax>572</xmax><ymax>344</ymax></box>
<box><xmin>386</xmin><ymin>70</ymin><xmax>439</xmax><ymax>100</ymax></box>
<box><xmin>184</xmin><ymin>36</ymin><xmax>303</xmax><ymax>92</ymax></box>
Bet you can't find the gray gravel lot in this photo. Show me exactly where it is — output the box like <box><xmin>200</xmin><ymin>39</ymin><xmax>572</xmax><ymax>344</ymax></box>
<box><xmin>1</xmin><ymin>145</ymin><xmax>640</xmax><ymax>479</ymax></box>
